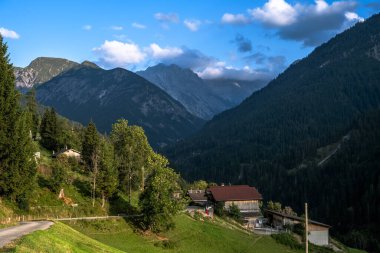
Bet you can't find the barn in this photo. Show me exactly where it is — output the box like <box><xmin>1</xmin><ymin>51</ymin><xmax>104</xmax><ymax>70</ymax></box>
<box><xmin>265</xmin><ymin>209</ymin><xmax>331</xmax><ymax>246</ymax></box>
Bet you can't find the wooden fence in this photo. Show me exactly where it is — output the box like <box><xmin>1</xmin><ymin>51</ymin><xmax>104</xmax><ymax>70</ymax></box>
<box><xmin>0</xmin><ymin>213</ymin><xmax>144</xmax><ymax>225</ymax></box>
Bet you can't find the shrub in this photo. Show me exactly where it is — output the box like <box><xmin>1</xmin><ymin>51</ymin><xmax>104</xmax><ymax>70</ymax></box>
<box><xmin>271</xmin><ymin>232</ymin><xmax>304</xmax><ymax>250</ymax></box>
<box><xmin>229</xmin><ymin>203</ymin><xmax>241</xmax><ymax>221</ymax></box>
<box><xmin>193</xmin><ymin>210</ymin><xmax>203</xmax><ymax>221</ymax></box>
<box><xmin>214</xmin><ymin>201</ymin><xmax>226</xmax><ymax>217</ymax></box>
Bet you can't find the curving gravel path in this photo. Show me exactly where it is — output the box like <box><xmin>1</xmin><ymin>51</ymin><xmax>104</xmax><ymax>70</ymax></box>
<box><xmin>0</xmin><ymin>221</ymin><xmax>54</xmax><ymax>248</ymax></box>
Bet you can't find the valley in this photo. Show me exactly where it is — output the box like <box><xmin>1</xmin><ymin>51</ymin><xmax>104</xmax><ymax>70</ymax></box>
<box><xmin>0</xmin><ymin>1</ymin><xmax>379</xmax><ymax>253</ymax></box>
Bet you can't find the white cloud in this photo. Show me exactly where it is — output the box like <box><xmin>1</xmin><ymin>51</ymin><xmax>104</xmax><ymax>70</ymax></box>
<box><xmin>111</xmin><ymin>26</ymin><xmax>123</xmax><ymax>31</ymax></box>
<box><xmin>196</xmin><ymin>64</ymin><xmax>270</xmax><ymax>80</ymax></box>
<box><xmin>345</xmin><ymin>11</ymin><xmax>364</xmax><ymax>22</ymax></box>
<box><xmin>244</xmin><ymin>0</ymin><xmax>362</xmax><ymax>46</ymax></box>
<box><xmin>147</xmin><ymin>43</ymin><xmax>183</xmax><ymax>59</ymax></box>
<box><xmin>249</xmin><ymin>0</ymin><xmax>297</xmax><ymax>27</ymax></box>
<box><xmin>184</xmin><ymin>19</ymin><xmax>201</xmax><ymax>31</ymax></box>
<box><xmin>197</xmin><ymin>67</ymin><xmax>223</xmax><ymax>79</ymax></box>
<box><xmin>82</xmin><ymin>25</ymin><xmax>92</xmax><ymax>31</ymax></box>
<box><xmin>221</xmin><ymin>13</ymin><xmax>251</xmax><ymax>25</ymax></box>
<box><xmin>132</xmin><ymin>22</ymin><xmax>146</xmax><ymax>29</ymax></box>
<box><xmin>154</xmin><ymin>13</ymin><xmax>179</xmax><ymax>23</ymax></box>
<box><xmin>93</xmin><ymin>40</ymin><xmax>146</xmax><ymax>66</ymax></box>
<box><xmin>0</xmin><ymin>27</ymin><xmax>20</xmax><ymax>39</ymax></box>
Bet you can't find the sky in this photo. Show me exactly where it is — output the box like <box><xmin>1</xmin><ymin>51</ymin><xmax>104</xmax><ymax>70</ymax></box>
<box><xmin>0</xmin><ymin>0</ymin><xmax>379</xmax><ymax>80</ymax></box>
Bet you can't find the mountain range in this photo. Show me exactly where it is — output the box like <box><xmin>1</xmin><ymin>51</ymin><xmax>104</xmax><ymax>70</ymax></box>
<box><xmin>14</xmin><ymin>57</ymin><xmax>78</xmax><ymax>89</ymax></box>
<box><xmin>35</xmin><ymin>63</ymin><xmax>204</xmax><ymax>147</ymax></box>
<box><xmin>137</xmin><ymin>64</ymin><xmax>267</xmax><ymax>119</ymax></box>
<box><xmin>14</xmin><ymin>57</ymin><xmax>267</xmax><ymax>146</ymax></box>
<box><xmin>165</xmin><ymin>13</ymin><xmax>380</xmax><ymax>250</ymax></box>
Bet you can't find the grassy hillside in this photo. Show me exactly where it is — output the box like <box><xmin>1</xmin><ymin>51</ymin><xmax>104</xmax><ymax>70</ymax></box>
<box><xmin>66</xmin><ymin>214</ymin><xmax>304</xmax><ymax>253</ymax></box>
<box><xmin>1</xmin><ymin>222</ymin><xmax>123</xmax><ymax>253</ymax></box>
<box><xmin>3</xmin><ymin>214</ymin><xmax>366</xmax><ymax>253</ymax></box>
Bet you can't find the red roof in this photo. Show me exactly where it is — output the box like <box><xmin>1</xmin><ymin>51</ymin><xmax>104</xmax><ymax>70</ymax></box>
<box><xmin>208</xmin><ymin>185</ymin><xmax>262</xmax><ymax>201</ymax></box>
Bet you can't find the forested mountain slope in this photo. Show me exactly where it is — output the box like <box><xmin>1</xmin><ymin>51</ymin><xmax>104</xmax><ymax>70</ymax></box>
<box><xmin>165</xmin><ymin>13</ymin><xmax>380</xmax><ymax>251</ymax></box>
<box><xmin>36</xmin><ymin>63</ymin><xmax>204</xmax><ymax>147</ymax></box>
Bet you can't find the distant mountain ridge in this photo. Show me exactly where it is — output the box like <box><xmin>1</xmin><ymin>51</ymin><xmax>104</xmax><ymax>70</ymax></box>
<box><xmin>14</xmin><ymin>57</ymin><xmax>79</xmax><ymax>88</ymax></box>
<box><xmin>137</xmin><ymin>64</ymin><xmax>268</xmax><ymax>119</ymax></box>
<box><xmin>36</xmin><ymin>63</ymin><xmax>204</xmax><ymax>147</ymax></box>
<box><xmin>16</xmin><ymin>57</ymin><xmax>268</xmax><ymax>120</ymax></box>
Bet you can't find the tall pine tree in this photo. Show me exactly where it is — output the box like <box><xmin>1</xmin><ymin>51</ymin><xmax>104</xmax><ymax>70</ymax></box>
<box><xmin>40</xmin><ymin>107</ymin><xmax>59</xmax><ymax>151</ymax></box>
<box><xmin>26</xmin><ymin>88</ymin><xmax>39</xmax><ymax>139</ymax></box>
<box><xmin>82</xmin><ymin>121</ymin><xmax>100</xmax><ymax>207</ymax></box>
<box><xmin>0</xmin><ymin>35</ymin><xmax>36</xmax><ymax>203</ymax></box>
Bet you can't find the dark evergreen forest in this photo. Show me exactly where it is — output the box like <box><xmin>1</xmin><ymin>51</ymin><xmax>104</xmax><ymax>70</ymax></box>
<box><xmin>165</xmin><ymin>13</ymin><xmax>380</xmax><ymax>252</ymax></box>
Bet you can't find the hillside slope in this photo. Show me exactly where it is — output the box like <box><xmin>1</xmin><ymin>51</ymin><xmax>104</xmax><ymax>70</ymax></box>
<box><xmin>138</xmin><ymin>64</ymin><xmax>268</xmax><ymax>119</ymax></box>
<box><xmin>36</xmin><ymin>63</ymin><xmax>204</xmax><ymax>147</ymax></box>
<box><xmin>165</xmin><ymin>13</ymin><xmax>380</xmax><ymax>251</ymax></box>
<box><xmin>167</xmin><ymin>12</ymin><xmax>380</xmax><ymax>183</ymax></box>
<box><xmin>137</xmin><ymin>64</ymin><xmax>231</xmax><ymax>119</ymax></box>
<box><xmin>5</xmin><ymin>222</ymin><xmax>123</xmax><ymax>253</ymax></box>
<box><xmin>203</xmin><ymin>78</ymin><xmax>268</xmax><ymax>107</ymax></box>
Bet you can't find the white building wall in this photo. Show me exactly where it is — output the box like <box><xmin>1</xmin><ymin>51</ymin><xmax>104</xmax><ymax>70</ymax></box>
<box><xmin>309</xmin><ymin>230</ymin><xmax>329</xmax><ymax>246</ymax></box>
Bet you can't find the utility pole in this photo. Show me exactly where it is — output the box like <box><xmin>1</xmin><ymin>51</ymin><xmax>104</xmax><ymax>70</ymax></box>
<box><xmin>305</xmin><ymin>203</ymin><xmax>309</xmax><ymax>253</ymax></box>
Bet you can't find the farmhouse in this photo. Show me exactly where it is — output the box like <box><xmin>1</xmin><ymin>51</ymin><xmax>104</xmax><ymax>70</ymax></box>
<box><xmin>207</xmin><ymin>185</ymin><xmax>263</xmax><ymax>228</ymax></box>
<box><xmin>187</xmin><ymin>189</ymin><xmax>208</xmax><ymax>206</ymax></box>
<box><xmin>207</xmin><ymin>185</ymin><xmax>262</xmax><ymax>212</ymax></box>
<box><xmin>53</xmin><ymin>147</ymin><xmax>81</xmax><ymax>160</ymax></box>
<box><xmin>265</xmin><ymin>209</ymin><xmax>331</xmax><ymax>246</ymax></box>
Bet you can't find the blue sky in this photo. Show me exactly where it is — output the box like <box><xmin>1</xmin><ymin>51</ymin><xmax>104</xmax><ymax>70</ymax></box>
<box><xmin>0</xmin><ymin>0</ymin><xmax>378</xmax><ymax>80</ymax></box>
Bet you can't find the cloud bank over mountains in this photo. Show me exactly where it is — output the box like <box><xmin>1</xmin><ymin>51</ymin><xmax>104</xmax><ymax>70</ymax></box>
<box><xmin>89</xmin><ymin>0</ymin><xmax>366</xmax><ymax>81</ymax></box>
<box><xmin>92</xmin><ymin>40</ymin><xmax>281</xmax><ymax>81</ymax></box>
<box><xmin>221</xmin><ymin>0</ymin><xmax>364</xmax><ymax>46</ymax></box>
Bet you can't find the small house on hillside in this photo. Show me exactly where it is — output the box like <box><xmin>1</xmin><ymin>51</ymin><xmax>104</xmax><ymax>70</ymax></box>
<box><xmin>265</xmin><ymin>209</ymin><xmax>331</xmax><ymax>246</ymax></box>
<box><xmin>187</xmin><ymin>189</ymin><xmax>208</xmax><ymax>206</ymax></box>
<box><xmin>53</xmin><ymin>147</ymin><xmax>81</xmax><ymax>160</ymax></box>
<box><xmin>207</xmin><ymin>185</ymin><xmax>263</xmax><ymax>228</ymax></box>
<box><xmin>207</xmin><ymin>185</ymin><xmax>262</xmax><ymax>212</ymax></box>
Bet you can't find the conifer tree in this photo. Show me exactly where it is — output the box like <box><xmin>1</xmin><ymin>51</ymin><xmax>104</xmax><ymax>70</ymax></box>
<box><xmin>0</xmin><ymin>35</ymin><xmax>36</xmax><ymax>202</ymax></box>
<box><xmin>82</xmin><ymin>121</ymin><xmax>100</xmax><ymax>206</ymax></box>
<box><xmin>40</xmin><ymin>107</ymin><xmax>59</xmax><ymax>151</ymax></box>
<box><xmin>26</xmin><ymin>88</ymin><xmax>39</xmax><ymax>139</ymax></box>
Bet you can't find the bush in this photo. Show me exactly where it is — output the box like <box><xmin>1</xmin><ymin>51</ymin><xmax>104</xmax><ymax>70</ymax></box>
<box><xmin>214</xmin><ymin>201</ymin><xmax>226</xmax><ymax>217</ymax></box>
<box><xmin>229</xmin><ymin>203</ymin><xmax>241</xmax><ymax>221</ymax></box>
<box><xmin>193</xmin><ymin>211</ymin><xmax>203</xmax><ymax>221</ymax></box>
<box><xmin>16</xmin><ymin>194</ymin><xmax>30</xmax><ymax>211</ymax></box>
<box><xmin>309</xmin><ymin>244</ymin><xmax>335</xmax><ymax>253</ymax></box>
<box><xmin>293</xmin><ymin>223</ymin><xmax>305</xmax><ymax>237</ymax></box>
<box><xmin>50</xmin><ymin>161</ymin><xmax>68</xmax><ymax>193</ymax></box>
<box><xmin>271</xmin><ymin>232</ymin><xmax>303</xmax><ymax>250</ymax></box>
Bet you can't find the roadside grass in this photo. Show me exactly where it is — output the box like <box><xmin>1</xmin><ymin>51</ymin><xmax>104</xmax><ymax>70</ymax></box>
<box><xmin>347</xmin><ymin>248</ymin><xmax>367</xmax><ymax>253</ymax></box>
<box><xmin>66</xmin><ymin>214</ymin><xmax>304</xmax><ymax>253</ymax></box>
<box><xmin>2</xmin><ymin>222</ymin><xmax>123</xmax><ymax>253</ymax></box>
